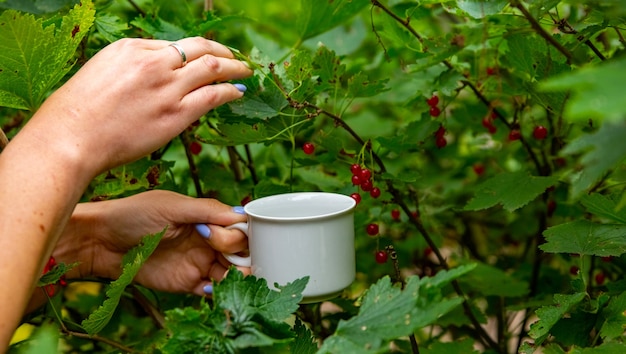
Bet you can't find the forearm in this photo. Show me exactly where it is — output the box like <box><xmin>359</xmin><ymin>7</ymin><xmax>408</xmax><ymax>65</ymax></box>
<box><xmin>0</xmin><ymin>120</ymin><xmax>94</xmax><ymax>347</ymax></box>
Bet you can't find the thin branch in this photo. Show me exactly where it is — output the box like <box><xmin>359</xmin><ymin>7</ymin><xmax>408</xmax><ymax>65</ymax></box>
<box><xmin>510</xmin><ymin>0</ymin><xmax>575</xmax><ymax>63</ymax></box>
<box><xmin>556</xmin><ymin>19</ymin><xmax>606</xmax><ymax>61</ymax></box>
<box><xmin>179</xmin><ymin>133</ymin><xmax>203</xmax><ymax>197</ymax></box>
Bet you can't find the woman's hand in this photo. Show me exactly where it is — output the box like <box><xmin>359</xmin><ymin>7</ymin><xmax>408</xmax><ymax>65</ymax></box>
<box><xmin>20</xmin><ymin>36</ymin><xmax>252</xmax><ymax>178</ymax></box>
<box><xmin>58</xmin><ymin>190</ymin><xmax>249</xmax><ymax>296</ymax></box>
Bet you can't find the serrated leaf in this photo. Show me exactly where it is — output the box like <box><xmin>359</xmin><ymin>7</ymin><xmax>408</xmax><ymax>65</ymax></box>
<box><xmin>541</xmin><ymin>220</ymin><xmax>626</xmax><ymax>256</ymax></box>
<box><xmin>561</xmin><ymin>122</ymin><xmax>626</xmax><ymax>199</ymax></box>
<box><xmin>228</xmin><ymin>76</ymin><xmax>288</xmax><ymax>120</ymax></box>
<box><xmin>94</xmin><ymin>12</ymin><xmax>129</xmax><ymax>42</ymax></box>
<box><xmin>319</xmin><ymin>269</ymin><xmax>468</xmax><ymax>353</ymax></box>
<box><xmin>0</xmin><ymin>2</ymin><xmax>95</xmax><ymax>110</ymax></box>
<box><xmin>82</xmin><ymin>228</ymin><xmax>165</xmax><ymax>335</ymax></box>
<box><xmin>297</xmin><ymin>0</ymin><xmax>368</xmax><ymax>40</ymax></box>
<box><xmin>289</xmin><ymin>318</ymin><xmax>317</xmax><ymax>354</ymax></box>
<box><xmin>464</xmin><ymin>171</ymin><xmax>558</xmax><ymax>211</ymax></box>
<box><xmin>455</xmin><ymin>0</ymin><xmax>508</xmax><ymax>19</ymax></box>
<box><xmin>130</xmin><ymin>16</ymin><xmax>186</xmax><ymax>41</ymax></box>
<box><xmin>37</xmin><ymin>262</ymin><xmax>78</xmax><ymax>286</ymax></box>
<box><xmin>570</xmin><ymin>342</ymin><xmax>626</xmax><ymax>354</ymax></box>
<box><xmin>581</xmin><ymin>193</ymin><xmax>626</xmax><ymax>223</ymax></box>
<box><xmin>599</xmin><ymin>292</ymin><xmax>626</xmax><ymax>340</ymax></box>
<box><xmin>528</xmin><ymin>292</ymin><xmax>586</xmax><ymax>345</ymax></box>
<box><xmin>215</xmin><ymin>269</ymin><xmax>307</xmax><ymax>324</ymax></box>
<box><xmin>539</xmin><ymin>57</ymin><xmax>626</xmax><ymax>122</ymax></box>
<box><xmin>346</xmin><ymin>72</ymin><xmax>389</xmax><ymax>98</ymax></box>
<box><xmin>458</xmin><ymin>263</ymin><xmax>529</xmax><ymax>297</ymax></box>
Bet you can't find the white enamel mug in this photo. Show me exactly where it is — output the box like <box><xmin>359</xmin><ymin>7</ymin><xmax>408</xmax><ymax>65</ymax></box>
<box><xmin>224</xmin><ymin>192</ymin><xmax>356</xmax><ymax>304</ymax></box>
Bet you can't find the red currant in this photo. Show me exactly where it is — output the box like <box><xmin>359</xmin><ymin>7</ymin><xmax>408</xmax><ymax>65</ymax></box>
<box><xmin>375</xmin><ymin>251</ymin><xmax>388</xmax><ymax>264</ymax></box>
<box><xmin>435</xmin><ymin>125</ymin><xmax>446</xmax><ymax>139</ymax></box>
<box><xmin>361</xmin><ymin>179</ymin><xmax>373</xmax><ymax>192</ymax></box>
<box><xmin>360</xmin><ymin>168</ymin><xmax>372</xmax><ymax>181</ymax></box>
<box><xmin>350</xmin><ymin>164</ymin><xmax>361</xmax><ymax>175</ymax></box>
<box><xmin>595</xmin><ymin>272</ymin><xmax>606</xmax><ymax>285</ymax></box>
<box><xmin>426</xmin><ymin>95</ymin><xmax>439</xmax><ymax>107</ymax></box>
<box><xmin>351</xmin><ymin>175</ymin><xmax>362</xmax><ymax>186</ymax></box>
<box><xmin>366</xmin><ymin>223</ymin><xmax>379</xmax><ymax>236</ymax></box>
<box><xmin>189</xmin><ymin>141</ymin><xmax>202</xmax><ymax>155</ymax></box>
<box><xmin>302</xmin><ymin>142</ymin><xmax>315</xmax><ymax>154</ymax></box>
<box><xmin>508</xmin><ymin>129</ymin><xmax>521</xmax><ymax>141</ymax></box>
<box><xmin>569</xmin><ymin>265</ymin><xmax>579</xmax><ymax>275</ymax></box>
<box><xmin>481</xmin><ymin>116</ymin><xmax>493</xmax><ymax>129</ymax></box>
<box><xmin>435</xmin><ymin>136</ymin><xmax>447</xmax><ymax>148</ymax></box>
<box><xmin>533</xmin><ymin>126</ymin><xmax>548</xmax><ymax>140</ymax></box>
<box><xmin>473</xmin><ymin>163</ymin><xmax>485</xmax><ymax>176</ymax></box>
<box><xmin>240</xmin><ymin>195</ymin><xmax>252</xmax><ymax>206</ymax></box>
<box><xmin>429</xmin><ymin>106</ymin><xmax>441</xmax><ymax>117</ymax></box>
<box><xmin>601</xmin><ymin>256</ymin><xmax>613</xmax><ymax>263</ymax></box>
<box><xmin>370</xmin><ymin>187</ymin><xmax>381</xmax><ymax>198</ymax></box>
<box><xmin>486</xmin><ymin>67</ymin><xmax>496</xmax><ymax>76</ymax></box>
<box><xmin>423</xmin><ymin>247</ymin><xmax>433</xmax><ymax>257</ymax></box>
<box><xmin>350</xmin><ymin>193</ymin><xmax>362</xmax><ymax>205</ymax></box>
<box><xmin>391</xmin><ymin>209</ymin><xmax>401</xmax><ymax>220</ymax></box>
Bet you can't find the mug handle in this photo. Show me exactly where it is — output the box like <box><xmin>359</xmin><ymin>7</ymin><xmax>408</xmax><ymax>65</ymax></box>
<box><xmin>223</xmin><ymin>222</ymin><xmax>251</xmax><ymax>267</ymax></box>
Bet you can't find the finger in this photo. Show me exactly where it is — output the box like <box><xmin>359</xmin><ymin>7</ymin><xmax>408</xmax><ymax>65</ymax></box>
<box><xmin>153</xmin><ymin>191</ymin><xmax>246</xmax><ymax>226</ymax></box>
<box><xmin>162</xmin><ymin>37</ymin><xmax>237</xmax><ymax>69</ymax></box>
<box><xmin>217</xmin><ymin>254</ymin><xmax>252</xmax><ymax>276</ymax></box>
<box><xmin>198</xmin><ymin>225</ymin><xmax>248</xmax><ymax>254</ymax></box>
<box><xmin>175</xmin><ymin>55</ymin><xmax>251</xmax><ymax>92</ymax></box>
<box><xmin>181</xmin><ymin>82</ymin><xmax>248</xmax><ymax>118</ymax></box>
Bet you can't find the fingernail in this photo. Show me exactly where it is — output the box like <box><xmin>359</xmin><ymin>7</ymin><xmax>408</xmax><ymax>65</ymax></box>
<box><xmin>203</xmin><ymin>284</ymin><xmax>213</xmax><ymax>295</ymax></box>
<box><xmin>232</xmin><ymin>206</ymin><xmax>245</xmax><ymax>215</ymax></box>
<box><xmin>233</xmin><ymin>83</ymin><xmax>247</xmax><ymax>93</ymax></box>
<box><xmin>240</xmin><ymin>60</ymin><xmax>251</xmax><ymax>69</ymax></box>
<box><xmin>195</xmin><ymin>224</ymin><xmax>211</xmax><ymax>239</ymax></box>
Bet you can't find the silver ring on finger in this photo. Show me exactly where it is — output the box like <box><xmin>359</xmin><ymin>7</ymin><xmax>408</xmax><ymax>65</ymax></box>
<box><xmin>169</xmin><ymin>42</ymin><xmax>187</xmax><ymax>68</ymax></box>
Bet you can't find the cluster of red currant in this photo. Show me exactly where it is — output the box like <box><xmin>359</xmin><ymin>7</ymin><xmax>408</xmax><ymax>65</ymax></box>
<box><xmin>41</xmin><ymin>256</ymin><xmax>67</xmax><ymax>297</ymax></box>
<box><xmin>482</xmin><ymin>111</ymin><xmax>498</xmax><ymax>134</ymax></box>
<box><xmin>427</xmin><ymin>94</ymin><xmax>441</xmax><ymax>117</ymax></box>
<box><xmin>349</xmin><ymin>163</ymin><xmax>381</xmax><ymax>204</ymax></box>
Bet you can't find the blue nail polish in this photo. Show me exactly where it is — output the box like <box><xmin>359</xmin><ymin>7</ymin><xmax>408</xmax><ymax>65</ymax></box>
<box><xmin>233</xmin><ymin>83</ymin><xmax>247</xmax><ymax>93</ymax></box>
<box><xmin>195</xmin><ymin>224</ymin><xmax>211</xmax><ymax>239</ymax></box>
<box><xmin>233</xmin><ymin>206</ymin><xmax>245</xmax><ymax>215</ymax></box>
<box><xmin>203</xmin><ymin>284</ymin><xmax>213</xmax><ymax>295</ymax></box>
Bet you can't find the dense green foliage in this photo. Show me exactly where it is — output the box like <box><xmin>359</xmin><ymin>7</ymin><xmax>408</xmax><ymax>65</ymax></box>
<box><xmin>2</xmin><ymin>0</ymin><xmax>626</xmax><ymax>353</ymax></box>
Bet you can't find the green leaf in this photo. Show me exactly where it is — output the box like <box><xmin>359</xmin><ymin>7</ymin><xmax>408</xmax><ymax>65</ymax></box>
<box><xmin>0</xmin><ymin>1</ymin><xmax>95</xmax><ymax>110</ymax></box>
<box><xmin>16</xmin><ymin>323</ymin><xmax>59</xmax><ymax>354</ymax></box>
<box><xmin>130</xmin><ymin>16</ymin><xmax>186</xmax><ymax>41</ymax></box>
<box><xmin>297</xmin><ymin>0</ymin><xmax>368</xmax><ymax>40</ymax></box>
<box><xmin>94</xmin><ymin>12</ymin><xmax>129</xmax><ymax>42</ymax></box>
<box><xmin>528</xmin><ymin>292</ymin><xmax>586</xmax><ymax>345</ymax></box>
<box><xmin>539</xmin><ymin>57</ymin><xmax>626</xmax><ymax>122</ymax></box>
<box><xmin>458</xmin><ymin>263</ymin><xmax>529</xmax><ymax>297</ymax></box>
<box><xmin>570</xmin><ymin>342</ymin><xmax>626</xmax><ymax>354</ymax></box>
<box><xmin>561</xmin><ymin>122</ymin><xmax>626</xmax><ymax>199</ymax></box>
<box><xmin>422</xmin><ymin>338</ymin><xmax>480</xmax><ymax>354</ymax></box>
<box><xmin>599</xmin><ymin>292</ymin><xmax>626</xmax><ymax>340</ymax></box>
<box><xmin>82</xmin><ymin>228</ymin><xmax>166</xmax><ymax>335</ymax></box>
<box><xmin>37</xmin><ymin>261</ymin><xmax>78</xmax><ymax>286</ymax></box>
<box><xmin>581</xmin><ymin>193</ymin><xmax>626</xmax><ymax>223</ymax></box>
<box><xmin>455</xmin><ymin>0</ymin><xmax>508</xmax><ymax>19</ymax></box>
<box><xmin>228</xmin><ymin>76</ymin><xmax>288</xmax><ymax>120</ymax></box>
<box><xmin>319</xmin><ymin>268</ymin><xmax>470</xmax><ymax>353</ymax></box>
<box><xmin>464</xmin><ymin>171</ymin><xmax>558</xmax><ymax>211</ymax></box>
<box><xmin>541</xmin><ymin>220</ymin><xmax>626</xmax><ymax>256</ymax></box>
<box><xmin>215</xmin><ymin>269</ymin><xmax>308</xmax><ymax>324</ymax></box>
<box><xmin>289</xmin><ymin>318</ymin><xmax>317</xmax><ymax>354</ymax></box>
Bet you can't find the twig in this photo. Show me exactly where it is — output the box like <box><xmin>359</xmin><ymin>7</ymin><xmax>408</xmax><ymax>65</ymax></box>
<box><xmin>556</xmin><ymin>19</ymin><xmax>606</xmax><ymax>61</ymax></box>
<box><xmin>510</xmin><ymin>0</ymin><xmax>575</xmax><ymax>63</ymax></box>
<box><xmin>179</xmin><ymin>133</ymin><xmax>203</xmax><ymax>197</ymax></box>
